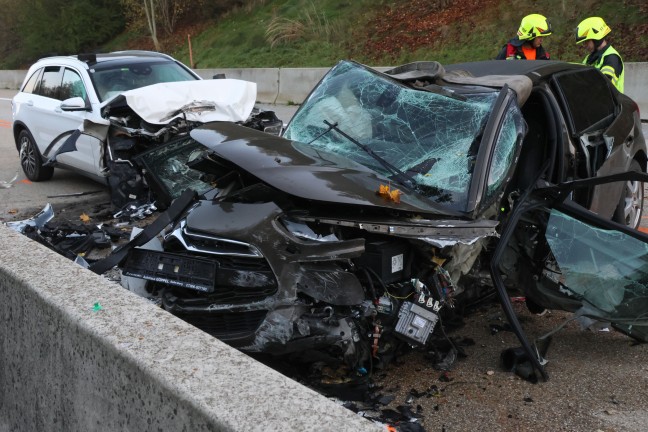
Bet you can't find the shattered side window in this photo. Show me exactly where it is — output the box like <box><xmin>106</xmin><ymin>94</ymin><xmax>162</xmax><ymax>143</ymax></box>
<box><xmin>486</xmin><ymin>102</ymin><xmax>525</xmax><ymax>196</ymax></box>
<box><xmin>138</xmin><ymin>138</ymin><xmax>214</xmax><ymax>199</ymax></box>
<box><xmin>284</xmin><ymin>61</ymin><xmax>498</xmax><ymax>210</ymax></box>
<box><xmin>544</xmin><ymin>209</ymin><xmax>648</xmax><ymax>323</ymax></box>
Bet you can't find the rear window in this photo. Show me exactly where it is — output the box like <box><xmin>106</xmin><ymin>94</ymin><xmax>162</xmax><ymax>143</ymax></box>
<box><xmin>21</xmin><ymin>69</ymin><xmax>42</xmax><ymax>94</ymax></box>
<box><xmin>35</xmin><ymin>66</ymin><xmax>62</xmax><ymax>100</ymax></box>
<box><xmin>554</xmin><ymin>68</ymin><xmax>616</xmax><ymax>135</ymax></box>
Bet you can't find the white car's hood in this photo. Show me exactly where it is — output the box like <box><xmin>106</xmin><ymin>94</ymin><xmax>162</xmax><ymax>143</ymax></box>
<box><xmin>102</xmin><ymin>79</ymin><xmax>257</xmax><ymax>124</ymax></box>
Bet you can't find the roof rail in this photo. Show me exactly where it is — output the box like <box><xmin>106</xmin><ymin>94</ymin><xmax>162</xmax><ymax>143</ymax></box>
<box><xmin>101</xmin><ymin>50</ymin><xmax>174</xmax><ymax>60</ymax></box>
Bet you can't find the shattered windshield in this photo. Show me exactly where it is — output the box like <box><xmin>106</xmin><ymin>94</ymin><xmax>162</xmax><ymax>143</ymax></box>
<box><xmin>544</xmin><ymin>209</ymin><xmax>648</xmax><ymax>324</ymax></box>
<box><xmin>284</xmin><ymin>61</ymin><xmax>511</xmax><ymax>211</ymax></box>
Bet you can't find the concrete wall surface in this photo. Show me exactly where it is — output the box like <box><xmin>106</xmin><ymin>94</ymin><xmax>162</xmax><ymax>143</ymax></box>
<box><xmin>0</xmin><ymin>224</ymin><xmax>381</xmax><ymax>432</ymax></box>
<box><xmin>625</xmin><ymin>62</ymin><xmax>648</xmax><ymax>117</ymax></box>
<box><xmin>3</xmin><ymin>63</ymin><xmax>646</xmax><ymax>116</ymax></box>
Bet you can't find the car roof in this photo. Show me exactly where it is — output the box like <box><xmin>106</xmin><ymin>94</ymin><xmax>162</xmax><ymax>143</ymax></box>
<box><xmin>444</xmin><ymin>60</ymin><xmax>588</xmax><ymax>84</ymax></box>
<box><xmin>30</xmin><ymin>50</ymin><xmax>177</xmax><ymax>70</ymax></box>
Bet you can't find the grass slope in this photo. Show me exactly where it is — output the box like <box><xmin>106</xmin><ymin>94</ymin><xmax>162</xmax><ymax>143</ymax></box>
<box><xmin>115</xmin><ymin>0</ymin><xmax>647</xmax><ymax>68</ymax></box>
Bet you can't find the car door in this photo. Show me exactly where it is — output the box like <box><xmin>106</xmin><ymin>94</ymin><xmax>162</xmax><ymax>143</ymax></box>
<box><xmin>22</xmin><ymin>65</ymin><xmax>65</xmax><ymax>152</ymax></box>
<box><xmin>490</xmin><ymin>170</ymin><xmax>648</xmax><ymax>381</ymax></box>
<box><xmin>51</xmin><ymin>67</ymin><xmax>101</xmax><ymax>176</ymax></box>
<box><xmin>22</xmin><ymin>65</ymin><xmax>98</xmax><ymax>176</ymax></box>
<box><xmin>551</xmin><ymin>68</ymin><xmax>634</xmax><ymax>219</ymax></box>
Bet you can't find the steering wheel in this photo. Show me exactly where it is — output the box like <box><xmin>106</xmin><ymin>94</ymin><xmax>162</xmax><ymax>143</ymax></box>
<box><xmin>108</xmin><ymin>77</ymin><xmax>130</xmax><ymax>92</ymax></box>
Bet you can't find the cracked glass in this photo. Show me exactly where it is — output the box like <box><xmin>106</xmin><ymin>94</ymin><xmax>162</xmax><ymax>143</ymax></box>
<box><xmin>487</xmin><ymin>106</ymin><xmax>524</xmax><ymax>197</ymax></box>
<box><xmin>544</xmin><ymin>209</ymin><xmax>648</xmax><ymax>324</ymax></box>
<box><xmin>284</xmin><ymin>61</ymin><xmax>520</xmax><ymax>211</ymax></box>
<box><xmin>139</xmin><ymin>137</ymin><xmax>214</xmax><ymax>199</ymax></box>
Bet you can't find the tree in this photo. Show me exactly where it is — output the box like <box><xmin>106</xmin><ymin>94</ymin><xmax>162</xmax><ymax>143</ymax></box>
<box><xmin>143</xmin><ymin>0</ymin><xmax>161</xmax><ymax>51</ymax></box>
<box><xmin>12</xmin><ymin>0</ymin><xmax>124</xmax><ymax>66</ymax></box>
<box><xmin>0</xmin><ymin>0</ymin><xmax>21</xmax><ymax>67</ymax></box>
<box><xmin>120</xmin><ymin>0</ymin><xmax>208</xmax><ymax>50</ymax></box>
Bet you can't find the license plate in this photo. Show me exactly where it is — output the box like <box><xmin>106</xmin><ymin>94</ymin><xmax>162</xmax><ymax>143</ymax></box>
<box><xmin>122</xmin><ymin>248</ymin><xmax>217</xmax><ymax>293</ymax></box>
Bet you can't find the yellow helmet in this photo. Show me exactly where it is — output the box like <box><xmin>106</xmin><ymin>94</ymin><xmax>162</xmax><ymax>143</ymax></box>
<box><xmin>517</xmin><ymin>14</ymin><xmax>552</xmax><ymax>40</ymax></box>
<box><xmin>575</xmin><ymin>17</ymin><xmax>611</xmax><ymax>44</ymax></box>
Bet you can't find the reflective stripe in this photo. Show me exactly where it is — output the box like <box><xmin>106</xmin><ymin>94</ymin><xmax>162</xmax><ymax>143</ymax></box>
<box><xmin>600</xmin><ymin>65</ymin><xmax>616</xmax><ymax>75</ymax></box>
<box><xmin>583</xmin><ymin>46</ymin><xmax>624</xmax><ymax>92</ymax></box>
<box><xmin>598</xmin><ymin>46</ymin><xmax>624</xmax><ymax>92</ymax></box>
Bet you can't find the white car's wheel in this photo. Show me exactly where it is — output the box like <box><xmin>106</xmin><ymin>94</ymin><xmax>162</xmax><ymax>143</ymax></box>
<box><xmin>19</xmin><ymin>129</ymin><xmax>54</xmax><ymax>181</ymax></box>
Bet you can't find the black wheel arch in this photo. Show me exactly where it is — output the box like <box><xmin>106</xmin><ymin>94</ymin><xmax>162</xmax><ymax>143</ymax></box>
<box><xmin>12</xmin><ymin>121</ymin><xmax>30</xmax><ymax>151</ymax></box>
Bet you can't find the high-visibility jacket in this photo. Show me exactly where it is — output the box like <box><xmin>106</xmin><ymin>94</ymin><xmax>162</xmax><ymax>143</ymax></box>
<box><xmin>495</xmin><ymin>37</ymin><xmax>550</xmax><ymax>60</ymax></box>
<box><xmin>583</xmin><ymin>45</ymin><xmax>624</xmax><ymax>92</ymax></box>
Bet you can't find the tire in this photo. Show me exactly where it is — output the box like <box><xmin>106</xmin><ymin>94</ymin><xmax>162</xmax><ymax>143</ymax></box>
<box><xmin>613</xmin><ymin>159</ymin><xmax>644</xmax><ymax>230</ymax></box>
<box><xmin>18</xmin><ymin>129</ymin><xmax>54</xmax><ymax>181</ymax></box>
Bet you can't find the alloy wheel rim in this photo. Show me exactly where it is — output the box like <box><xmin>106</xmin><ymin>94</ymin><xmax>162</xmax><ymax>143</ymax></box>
<box><xmin>624</xmin><ymin>179</ymin><xmax>643</xmax><ymax>229</ymax></box>
<box><xmin>19</xmin><ymin>137</ymin><xmax>37</xmax><ymax>177</ymax></box>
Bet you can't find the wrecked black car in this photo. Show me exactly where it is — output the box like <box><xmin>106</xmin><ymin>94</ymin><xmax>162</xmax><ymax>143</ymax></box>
<box><xmin>92</xmin><ymin>59</ymin><xmax>647</xmax><ymax>380</ymax></box>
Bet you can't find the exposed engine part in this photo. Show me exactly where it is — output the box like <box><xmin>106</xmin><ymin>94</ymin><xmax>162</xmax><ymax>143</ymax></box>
<box><xmin>395</xmin><ymin>297</ymin><xmax>441</xmax><ymax>346</ymax></box>
<box><xmin>354</xmin><ymin>240</ymin><xmax>411</xmax><ymax>284</ymax></box>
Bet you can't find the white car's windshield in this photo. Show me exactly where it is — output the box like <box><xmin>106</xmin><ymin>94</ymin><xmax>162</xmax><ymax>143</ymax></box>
<box><xmin>90</xmin><ymin>60</ymin><xmax>198</xmax><ymax>102</ymax></box>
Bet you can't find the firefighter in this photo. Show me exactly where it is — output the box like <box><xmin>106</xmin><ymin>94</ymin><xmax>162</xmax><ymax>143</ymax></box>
<box><xmin>576</xmin><ymin>17</ymin><xmax>624</xmax><ymax>92</ymax></box>
<box><xmin>496</xmin><ymin>14</ymin><xmax>552</xmax><ymax>60</ymax></box>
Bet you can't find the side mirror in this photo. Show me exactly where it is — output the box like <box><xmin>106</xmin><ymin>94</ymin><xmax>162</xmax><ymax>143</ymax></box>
<box><xmin>60</xmin><ymin>97</ymin><xmax>89</xmax><ymax>112</ymax></box>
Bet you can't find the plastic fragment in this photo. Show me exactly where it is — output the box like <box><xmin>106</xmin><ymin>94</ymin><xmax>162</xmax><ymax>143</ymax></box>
<box><xmin>377</xmin><ymin>184</ymin><xmax>402</xmax><ymax>203</ymax></box>
<box><xmin>0</xmin><ymin>173</ymin><xmax>18</xmax><ymax>189</ymax></box>
<box><xmin>92</xmin><ymin>302</ymin><xmax>103</xmax><ymax>312</ymax></box>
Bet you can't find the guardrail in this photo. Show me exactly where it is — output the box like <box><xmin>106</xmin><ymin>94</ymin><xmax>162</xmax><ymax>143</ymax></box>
<box><xmin>0</xmin><ymin>224</ymin><xmax>380</xmax><ymax>432</ymax></box>
<box><xmin>2</xmin><ymin>63</ymin><xmax>646</xmax><ymax>117</ymax></box>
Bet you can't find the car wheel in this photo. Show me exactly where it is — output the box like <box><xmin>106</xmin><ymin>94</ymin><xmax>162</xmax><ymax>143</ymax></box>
<box><xmin>18</xmin><ymin>130</ymin><xmax>54</xmax><ymax>181</ymax></box>
<box><xmin>613</xmin><ymin>159</ymin><xmax>644</xmax><ymax>230</ymax></box>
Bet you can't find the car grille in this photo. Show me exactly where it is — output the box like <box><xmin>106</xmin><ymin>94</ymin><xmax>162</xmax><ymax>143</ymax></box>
<box><xmin>173</xmin><ymin>310</ymin><xmax>268</xmax><ymax>344</ymax></box>
<box><xmin>167</xmin><ymin>220</ymin><xmax>263</xmax><ymax>258</ymax></box>
<box><xmin>162</xmin><ymin>223</ymin><xmax>278</xmax><ymax>303</ymax></box>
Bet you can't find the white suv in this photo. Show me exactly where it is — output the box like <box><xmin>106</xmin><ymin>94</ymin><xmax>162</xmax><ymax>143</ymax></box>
<box><xmin>12</xmin><ymin>51</ymin><xmax>201</xmax><ymax>182</ymax></box>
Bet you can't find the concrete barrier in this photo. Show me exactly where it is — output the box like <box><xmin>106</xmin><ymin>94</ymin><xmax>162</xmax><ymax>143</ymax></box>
<box><xmin>625</xmin><ymin>63</ymin><xmax>648</xmax><ymax>118</ymax></box>
<box><xmin>2</xmin><ymin>63</ymin><xmax>647</xmax><ymax>117</ymax></box>
<box><xmin>196</xmin><ymin>68</ymin><xmax>280</xmax><ymax>104</ymax></box>
<box><xmin>277</xmin><ymin>68</ymin><xmax>330</xmax><ymax>105</ymax></box>
<box><xmin>0</xmin><ymin>70</ymin><xmax>26</xmax><ymax>90</ymax></box>
<box><xmin>0</xmin><ymin>224</ymin><xmax>380</xmax><ymax>432</ymax></box>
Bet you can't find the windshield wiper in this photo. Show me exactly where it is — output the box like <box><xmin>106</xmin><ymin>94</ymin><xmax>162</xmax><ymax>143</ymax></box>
<box><xmin>323</xmin><ymin>120</ymin><xmax>414</xmax><ymax>191</ymax></box>
<box><xmin>307</xmin><ymin>120</ymin><xmax>338</xmax><ymax>144</ymax></box>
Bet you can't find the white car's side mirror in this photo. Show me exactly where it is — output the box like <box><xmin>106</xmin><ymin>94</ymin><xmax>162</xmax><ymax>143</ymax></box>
<box><xmin>60</xmin><ymin>97</ymin><xmax>89</xmax><ymax>111</ymax></box>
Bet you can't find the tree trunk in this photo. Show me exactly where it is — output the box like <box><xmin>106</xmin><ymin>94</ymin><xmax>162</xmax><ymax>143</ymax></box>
<box><xmin>143</xmin><ymin>0</ymin><xmax>160</xmax><ymax>51</ymax></box>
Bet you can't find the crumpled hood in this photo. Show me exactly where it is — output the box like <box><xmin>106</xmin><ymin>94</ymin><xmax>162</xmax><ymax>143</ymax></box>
<box><xmin>191</xmin><ymin>122</ymin><xmax>462</xmax><ymax>217</ymax></box>
<box><xmin>101</xmin><ymin>79</ymin><xmax>257</xmax><ymax>124</ymax></box>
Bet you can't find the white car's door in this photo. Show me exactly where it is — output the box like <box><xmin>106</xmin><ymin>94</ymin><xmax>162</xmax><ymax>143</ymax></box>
<box><xmin>44</xmin><ymin>67</ymin><xmax>100</xmax><ymax>176</ymax></box>
<box><xmin>19</xmin><ymin>65</ymin><xmax>99</xmax><ymax>176</ymax></box>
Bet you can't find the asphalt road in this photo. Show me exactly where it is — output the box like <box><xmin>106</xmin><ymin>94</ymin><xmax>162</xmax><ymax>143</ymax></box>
<box><xmin>3</xmin><ymin>88</ymin><xmax>648</xmax><ymax>431</ymax></box>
